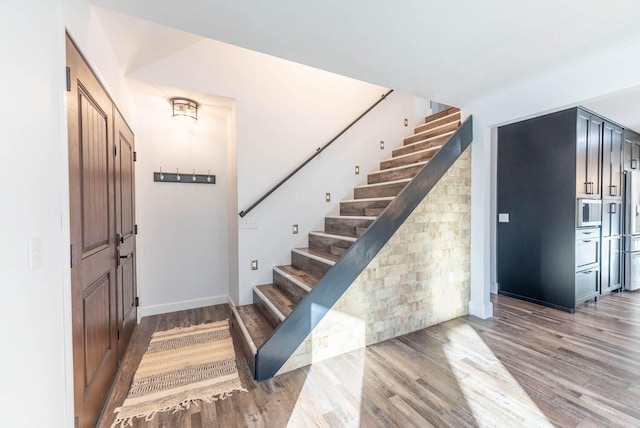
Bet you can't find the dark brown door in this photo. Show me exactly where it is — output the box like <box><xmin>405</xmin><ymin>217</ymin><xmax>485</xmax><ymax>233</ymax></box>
<box><xmin>114</xmin><ymin>110</ymin><xmax>137</xmax><ymax>360</ymax></box>
<box><xmin>67</xmin><ymin>36</ymin><xmax>118</xmax><ymax>428</ymax></box>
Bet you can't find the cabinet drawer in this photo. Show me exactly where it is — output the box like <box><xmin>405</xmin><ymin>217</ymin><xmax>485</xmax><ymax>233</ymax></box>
<box><xmin>576</xmin><ymin>237</ymin><xmax>599</xmax><ymax>270</ymax></box>
<box><xmin>576</xmin><ymin>228</ymin><xmax>599</xmax><ymax>240</ymax></box>
<box><xmin>576</xmin><ymin>269</ymin><xmax>599</xmax><ymax>300</ymax></box>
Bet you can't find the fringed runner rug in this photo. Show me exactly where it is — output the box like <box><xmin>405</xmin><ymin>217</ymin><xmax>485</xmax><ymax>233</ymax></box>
<box><xmin>112</xmin><ymin>320</ymin><xmax>246</xmax><ymax>427</ymax></box>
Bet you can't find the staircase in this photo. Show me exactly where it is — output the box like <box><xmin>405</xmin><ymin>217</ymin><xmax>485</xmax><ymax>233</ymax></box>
<box><xmin>231</xmin><ymin>106</ymin><xmax>462</xmax><ymax>378</ymax></box>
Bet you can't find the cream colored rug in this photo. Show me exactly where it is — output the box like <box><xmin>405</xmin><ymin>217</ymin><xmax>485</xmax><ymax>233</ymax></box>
<box><xmin>112</xmin><ymin>320</ymin><xmax>246</xmax><ymax>427</ymax></box>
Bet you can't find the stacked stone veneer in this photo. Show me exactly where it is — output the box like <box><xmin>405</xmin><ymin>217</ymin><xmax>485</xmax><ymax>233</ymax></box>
<box><xmin>277</xmin><ymin>146</ymin><xmax>472</xmax><ymax>375</ymax></box>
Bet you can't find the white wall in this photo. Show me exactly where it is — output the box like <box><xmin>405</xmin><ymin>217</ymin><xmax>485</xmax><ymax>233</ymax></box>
<box><xmin>133</xmin><ymin>91</ymin><xmax>232</xmax><ymax>316</ymax></box>
<box><xmin>63</xmin><ymin>0</ymin><xmax>134</xmax><ymax>120</ymax></box>
<box><xmin>0</xmin><ymin>1</ymin><xmax>72</xmax><ymax>426</ymax></box>
<box><xmin>128</xmin><ymin>37</ymin><xmax>430</xmax><ymax>304</ymax></box>
<box><xmin>464</xmin><ymin>35</ymin><xmax>640</xmax><ymax>318</ymax></box>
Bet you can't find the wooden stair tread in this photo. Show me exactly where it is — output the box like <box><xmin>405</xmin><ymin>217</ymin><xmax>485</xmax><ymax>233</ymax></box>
<box><xmin>341</xmin><ymin>196</ymin><xmax>395</xmax><ymax>203</ymax></box>
<box><xmin>233</xmin><ymin>304</ymin><xmax>274</xmax><ymax>351</ymax></box>
<box><xmin>403</xmin><ymin>122</ymin><xmax>459</xmax><ymax>145</ymax></box>
<box><xmin>354</xmin><ymin>177</ymin><xmax>411</xmax><ymax>189</ymax></box>
<box><xmin>340</xmin><ymin>197</ymin><xmax>394</xmax><ymax>217</ymax></box>
<box><xmin>292</xmin><ymin>247</ymin><xmax>339</xmax><ymax>264</ymax></box>
<box><xmin>309</xmin><ymin>231</ymin><xmax>357</xmax><ymax>242</ymax></box>
<box><xmin>392</xmin><ymin>132</ymin><xmax>453</xmax><ymax>157</ymax></box>
<box><xmin>274</xmin><ymin>265</ymin><xmax>320</xmax><ymax>291</ymax></box>
<box><xmin>382</xmin><ymin>146</ymin><xmax>441</xmax><ymax>163</ymax></box>
<box><xmin>255</xmin><ymin>284</ymin><xmax>296</xmax><ymax>319</ymax></box>
<box><xmin>414</xmin><ymin>111</ymin><xmax>461</xmax><ymax>134</ymax></box>
<box><xmin>424</xmin><ymin>106</ymin><xmax>460</xmax><ymax>123</ymax></box>
<box><xmin>367</xmin><ymin>162</ymin><xmax>426</xmax><ymax>184</ymax></box>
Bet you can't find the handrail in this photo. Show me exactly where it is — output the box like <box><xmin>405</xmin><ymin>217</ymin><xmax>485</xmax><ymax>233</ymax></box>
<box><xmin>253</xmin><ymin>115</ymin><xmax>473</xmax><ymax>381</ymax></box>
<box><xmin>239</xmin><ymin>89</ymin><xmax>394</xmax><ymax>217</ymax></box>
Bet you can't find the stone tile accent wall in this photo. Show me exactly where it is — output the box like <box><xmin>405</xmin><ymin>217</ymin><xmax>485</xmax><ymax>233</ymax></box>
<box><xmin>278</xmin><ymin>147</ymin><xmax>472</xmax><ymax>375</ymax></box>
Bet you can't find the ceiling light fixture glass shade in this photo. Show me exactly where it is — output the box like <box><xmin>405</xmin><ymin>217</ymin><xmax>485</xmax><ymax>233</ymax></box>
<box><xmin>170</xmin><ymin>97</ymin><xmax>199</xmax><ymax>121</ymax></box>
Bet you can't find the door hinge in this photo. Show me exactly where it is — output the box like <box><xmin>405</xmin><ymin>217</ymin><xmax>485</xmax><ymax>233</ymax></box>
<box><xmin>134</xmin><ymin>224</ymin><xmax>138</xmax><ymax>235</ymax></box>
<box><xmin>66</xmin><ymin>67</ymin><xmax>71</xmax><ymax>92</ymax></box>
<box><xmin>70</xmin><ymin>245</ymin><xmax>73</xmax><ymax>268</ymax></box>
<box><xmin>133</xmin><ymin>151</ymin><xmax>137</xmax><ymax>162</ymax></box>
<box><xmin>134</xmin><ymin>297</ymin><xmax>140</xmax><ymax>307</ymax></box>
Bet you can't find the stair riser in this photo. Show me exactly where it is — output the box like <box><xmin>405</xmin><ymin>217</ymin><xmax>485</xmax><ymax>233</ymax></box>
<box><xmin>291</xmin><ymin>251</ymin><xmax>332</xmax><ymax>278</ymax></box>
<box><xmin>364</xmin><ymin>208</ymin><xmax>385</xmax><ymax>216</ymax></box>
<box><xmin>424</xmin><ymin>107</ymin><xmax>460</xmax><ymax>124</ymax></box>
<box><xmin>309</xmin><ymin>234</ymin><xmax>353</xmax><ymax>254</ymax></box>
<box><xmin>414</xmin><ymin>113</ymin><xmax>460</xmax><ymax>134</ymax></box>
<box><xmin>229</xmin><ymin>314</ymin><xmax>256</xmax><ymax>375</ymax></box>
<box><xmin>340</xmin><ymin>199</ymin><xmax>392</xmax><ymax>216</ymax></box>
<box><xmin>354</xmin><ymin>181</ymin><xmax>407</xmax><ymax>199</ymax></box>
<box><xmin>403</xmin><ymin>122</ymin><xmax>459</xmax><ymax>145</ymax></box>
<box><xmin>273</xmin><ymin>270</ymin><xmax>308</xmax><ymax>304</ymax></box>
<box><xmin>325</xmin><ymin>217</ymin><xmax>374</xmax><ymax>238</ymax></box>
<box><xmin>392</xmin><ymin>134</ymin><xmax>449</xmax><ymax>157</ymax></box>
<box><xmin>381</xmin><ymin>150</ymin><xmax>437</xmax><ymax>170</ymax></box>
<box><xmin>253</xmin><ymin>290</ymin><xmax>282</xmax><ymax>328</ymax></box>
<box><xmin>368</xmin><ymin>164</ymin><xmax>424</xmax><ymax>184</ymax></box>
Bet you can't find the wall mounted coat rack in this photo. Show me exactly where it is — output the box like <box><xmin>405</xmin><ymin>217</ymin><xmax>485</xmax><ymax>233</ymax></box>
<box><xmin>153</xmin><ymin>168</ymin><xmax>215</xmax><ymax>184</ymax></box>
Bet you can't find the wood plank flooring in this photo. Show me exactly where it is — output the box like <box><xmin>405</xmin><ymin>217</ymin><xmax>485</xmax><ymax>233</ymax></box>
<box><xmin>98</xmin><ymin>292</ymin><xmax>640</xmax><ymax>427</ymax></box>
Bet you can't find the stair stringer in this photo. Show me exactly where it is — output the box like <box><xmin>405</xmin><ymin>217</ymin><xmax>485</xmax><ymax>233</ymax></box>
<box><xmin>254</xmin><ymin>116</ymin><xmax>473</xmax><ymax>381</ymax></box>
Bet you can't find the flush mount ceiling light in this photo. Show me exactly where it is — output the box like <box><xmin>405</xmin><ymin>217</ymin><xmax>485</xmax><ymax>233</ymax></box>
<box><xmin>170</xmin><ymin>97</ymin><xmax>199</xmax><ymax>121</ymax></box>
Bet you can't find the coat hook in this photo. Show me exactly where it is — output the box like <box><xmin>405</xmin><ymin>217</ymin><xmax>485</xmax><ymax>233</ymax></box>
<box><xmin>192</xmin><ymin>169</ymin><xmax>197</xmax><ymax>182</ymax></box>
<box><xmin>160</xmin><ymin>167</ymin><xmax>164</xmax><ymax>181</ymax></box>
<box><xmin>176</xmin><ymin>168</ymin><xmax>181</xmax><ymax>181</ymax></box>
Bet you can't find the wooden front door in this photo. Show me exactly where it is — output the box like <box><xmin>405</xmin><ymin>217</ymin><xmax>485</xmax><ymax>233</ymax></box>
<box><xmin>114</xmin><ymin>110</ymin><xmax>137</xmax><ymax>360</ymax></box>
<box><xmin>67</xmin><ymin>35</ymin><xmax>128</xmax><ymax>427</ymax></box>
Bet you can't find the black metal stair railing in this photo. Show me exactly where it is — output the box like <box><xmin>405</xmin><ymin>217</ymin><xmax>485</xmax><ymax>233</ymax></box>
<box><xmin>254</xmin><ymin>115</ymin><xmax>473</xmax><ymax>380</ymax></box>
<box><xmin>239</xmin><ymin>89</ymin><xmax>394</xmax><ymax>218</ymax></box>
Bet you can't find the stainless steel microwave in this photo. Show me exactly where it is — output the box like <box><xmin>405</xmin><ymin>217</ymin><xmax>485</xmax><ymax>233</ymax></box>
<box><xmin>577</xmin><ymin>198</ymin><xmax>602</xmax><ymax>227</ymax></box>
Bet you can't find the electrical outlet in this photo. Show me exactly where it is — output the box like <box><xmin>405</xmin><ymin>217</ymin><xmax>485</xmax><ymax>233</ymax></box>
<box><xmin>239</xmin><ymin>217</ymin><xmax>258</xmax><ymax>229</ymax></box>
<box><xmin>251</xmin><ymin>259</ymin><xmax>258</xmax><ymax>270</ymax></box>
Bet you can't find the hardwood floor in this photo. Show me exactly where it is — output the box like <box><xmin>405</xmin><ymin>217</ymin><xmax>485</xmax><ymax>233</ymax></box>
<box><xmin>98</xmin><ymin>292</ymin><xmax>640</xmax><ymax>427</ymax></box>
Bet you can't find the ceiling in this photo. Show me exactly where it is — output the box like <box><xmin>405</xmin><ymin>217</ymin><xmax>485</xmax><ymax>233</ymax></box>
<box><xmin>92</xmin><ymin>0</ymin><xmax>640</xmax><ymax>129</ymax></box>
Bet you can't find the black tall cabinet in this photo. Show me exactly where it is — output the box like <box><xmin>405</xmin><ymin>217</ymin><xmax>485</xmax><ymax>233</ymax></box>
<box><xmin>497</xmin><ymin>107</ymin><xmax>623</xmax><ymax>312</ymax></box>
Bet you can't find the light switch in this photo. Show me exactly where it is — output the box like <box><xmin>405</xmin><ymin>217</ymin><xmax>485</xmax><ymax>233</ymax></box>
<box><xmin>498</xmin><ymin>213</ymin><xmax>510</xmax><ymax>223</ymax></box>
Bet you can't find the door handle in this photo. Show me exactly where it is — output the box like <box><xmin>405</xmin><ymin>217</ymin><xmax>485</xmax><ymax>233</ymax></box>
<box><xmin>610</xmin><ymin>185</ymin><xmax>617</xmax><ymax>196</ymax></box>
<box><xmin>117</xmin><ymin>251</ymin><xmax>131</xmax><ymax>266</ymax></box>
<box><xmin>586</xmin><ymin>182</ymin><xmax>595</xmax><ymax>194</ymax></box>
<box><xmin>633</xmin><ymin>159</ymin><xmax>638</xmax><ymax>169</ymax></box>
<box><xmin>610</xmin><ymin>203</ymin><xmax>616</xmax><ymax>214</ymax></box>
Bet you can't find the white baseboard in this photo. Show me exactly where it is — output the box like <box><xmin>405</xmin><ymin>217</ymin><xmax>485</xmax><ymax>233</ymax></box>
<box><xmin>139</xmin><ymin>295</ymin><xmax>228</xmax><ymax>319</ymax></box>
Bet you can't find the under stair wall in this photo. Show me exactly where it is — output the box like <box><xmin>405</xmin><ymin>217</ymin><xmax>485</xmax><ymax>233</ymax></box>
<box><xmin>277</xmin><ymin>146</ymin><xmax>471</xmax><ymax>374</ymax></box>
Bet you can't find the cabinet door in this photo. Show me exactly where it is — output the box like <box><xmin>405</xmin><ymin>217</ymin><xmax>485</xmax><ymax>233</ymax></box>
<box><xmin>624</xmin><ymin>130</ymin><xmax>640</xmax><ymax>171</ymax></box>
<box><xmin>602</xmin><ymin>200</ymin><xmax>623</xmax><ymax>237</ymax></box>
<box><xmin>576</xmin><ymin>112</ymin><xmax>590</xmax><ymax>197</ymax></box>
<box><xmin>576</xmin><ymin>112</ymin><xmax>602</xmax><ymax>198</ymax></box>
<box><xmin>601</xmin><ymin>237</ymin><xmax>621</xmax><ymax>294</ymax></box>
<box><xmin>603</xmin><ymin>122</ymin><xmax>623</xmax><ymax>198</ymax></box>
<box><xmin>588</xmin><ymin>117</ymin><xmax>603</xmax><ymax>198</ymax></box>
